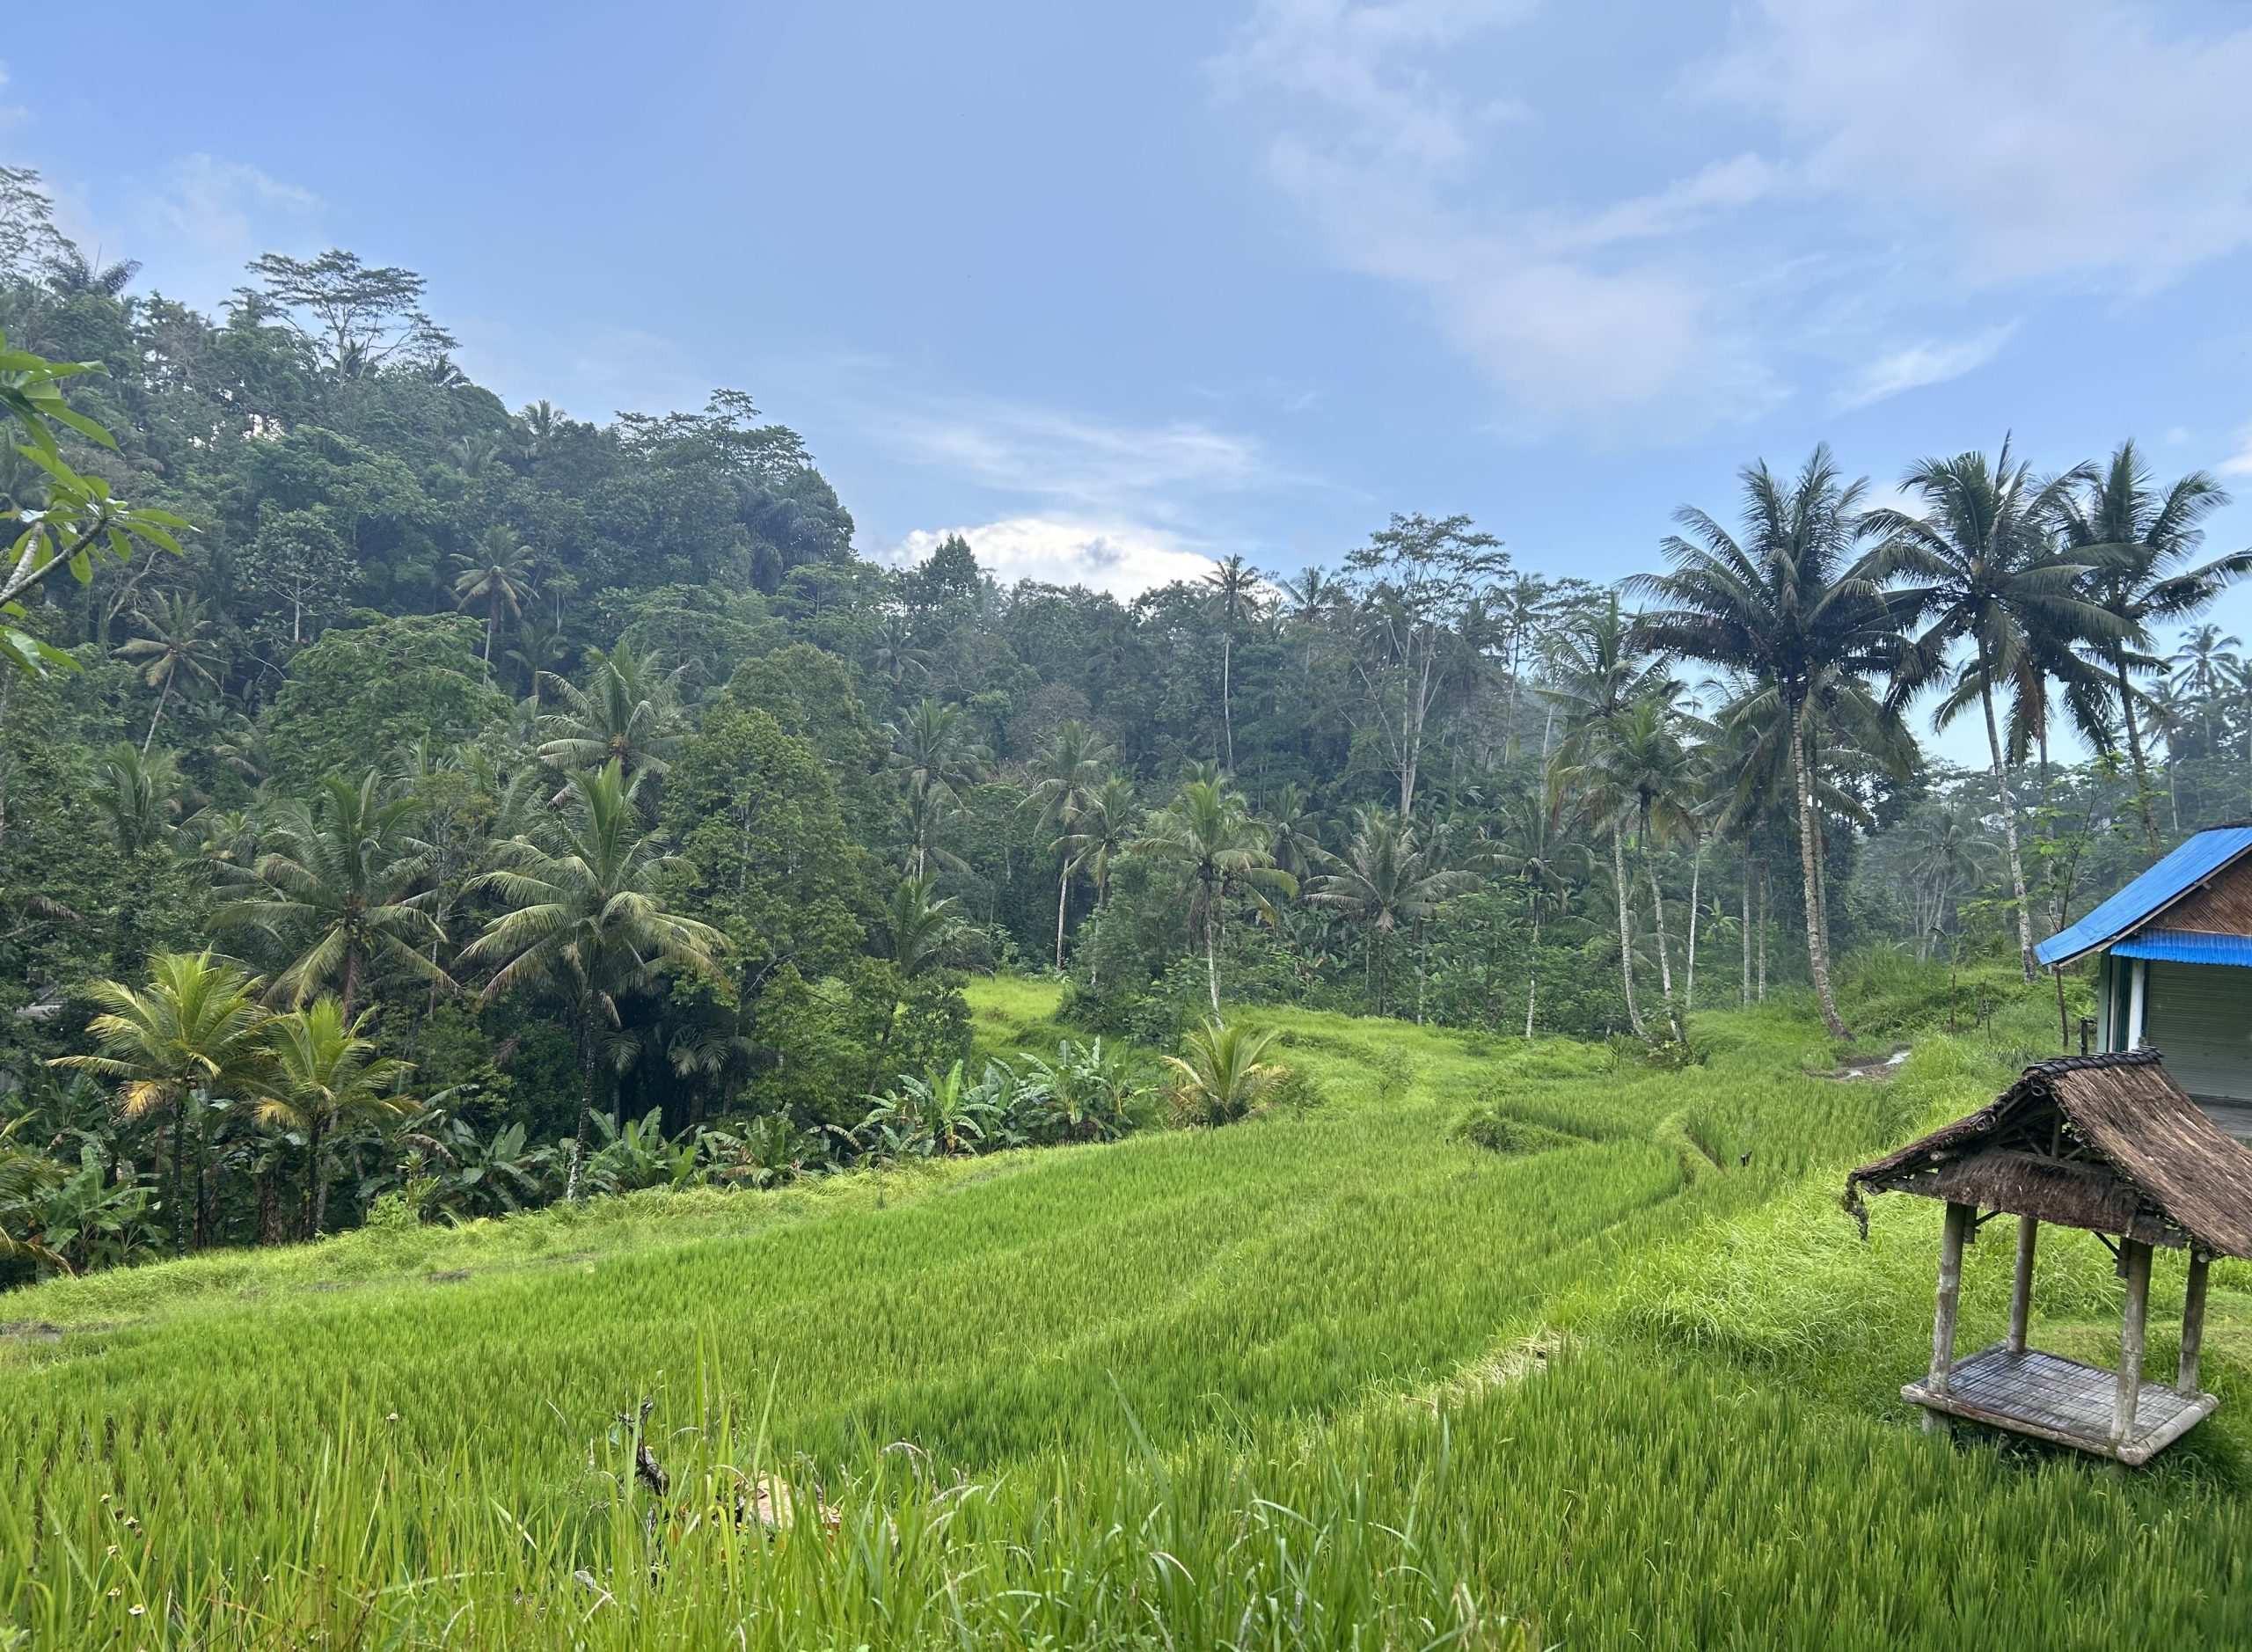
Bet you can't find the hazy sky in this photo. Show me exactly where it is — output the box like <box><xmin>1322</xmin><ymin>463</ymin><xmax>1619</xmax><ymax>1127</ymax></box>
<box><xmin>11</xmin><ymin>0</ymin><xmax>2252</xmax><ymax>684</ymax></box>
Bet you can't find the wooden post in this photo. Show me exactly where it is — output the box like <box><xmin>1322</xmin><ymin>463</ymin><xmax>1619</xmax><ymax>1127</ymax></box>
<box><xmin>2179</xmin><ymin>1251</ymin><xmax>2211</xmax><ymax>1396</ymax></box>
<box><xmin>2112</xmin><ymin>1239</ymin><xmax>2153</xmax><ymax>1450</ymax></box>
<box><xmin>2127</xmin><ymin>960</ymin><xmax>2147</xmax><ymax>1049</ymax></box>
<box><xmin>1926</xmin><ymin>1201</ymin><xmax>1973</xmax><ymax>1430</ymax></box>
<box><xmin>2007</xmin><ymin>1215</ymin><xmax>2038</xmax><ymax>1356</ymax></box>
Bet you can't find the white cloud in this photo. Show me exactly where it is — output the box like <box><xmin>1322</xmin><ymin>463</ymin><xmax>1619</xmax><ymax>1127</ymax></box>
<box><xmin>874</xmin><ymin>395</ymin><xmax>1273</xmax><ymax>521</ymax></box>
<box><xmin>888</xmin><ymin>518</ymin><xmax>1215</xmax><ymax>596</ymax></box>
<box><xmin>2217</xmin><ymin>423</ymin><xmax>2252</xmax><ymax>479</ymax></box>
<box><xmin>1218</xmin><ymin>0</ymin><xmax>2252</xmax><ymax>433</ymax></box>
<box><xmin>0</xmin><ymin>62</ymin><xmax>25</xmax><ymax>135</ymax></box>
<box><xmin>122</xmin><ymin>155</ymin><xmax>322</xmax><ymax>304</ymax></box>
<box><xmin>1694</xmin><ymin>0</ymin><xmax>2252</xmax><ymax>292</ymax></box>
<box><xmin>1215</xmin><ymin>2</ymin><xmax>1783</xmax><ymax>433</ymax></box>
<box><xmin>1833</xmin><ymin>325</ymin><xmax>2016</xmax><ymax>412</ymax></box>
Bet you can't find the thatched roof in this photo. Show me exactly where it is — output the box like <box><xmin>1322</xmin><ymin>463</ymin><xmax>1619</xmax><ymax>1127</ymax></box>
<box><xmin>1845</xmin><ymin>1050</ymin><xmax>2252</xmax><ymax>1259</ymax></box>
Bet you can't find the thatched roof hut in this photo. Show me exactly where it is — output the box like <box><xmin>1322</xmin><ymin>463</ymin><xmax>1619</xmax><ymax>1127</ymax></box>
<box><xmin>1846</xmin><ymin>1050</ymin><xmax>2252</xmax><ymax>1258</ymax></box>
<box><xmin>1845</xmin><ymin>1049</ymin><xmax>2252</xmax><ymax>1466</ymax></box>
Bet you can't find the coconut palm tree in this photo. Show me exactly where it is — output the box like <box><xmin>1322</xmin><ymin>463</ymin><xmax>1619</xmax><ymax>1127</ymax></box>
<box><xmin>1303</xmin><ymin>808</ymin><xmax>1472</xmax><ymax>1017</ymax></box>
<box><xmin>1590</xmin><ymin>697</ymin><xmax>1700</xmax><ymax>1041</ymax></box>
<box><xmin>450</xmin><ymin>525</ymin><xmax>537</xmax><ymax>664</ymax></box>
<box><xmin>1481</xmin><ymin>794</ymin><xmax>1589</xmax><ymax>1038</ymax></box>
<box><xmin>460</xmin><ymin>761</ymin><xmax>722</xmax><ymax>1196</ymax></box>
<box><xmin>885</xmin><ymin>698</ymin><xmax>984</xmax><ymax>875</ymax></box>
<box><xmin>1203</xmin><ymin>554</ymin><xmax>1261</xmax><ymax>771</ymax></box>
<box><xmin>1631</xmin><ymin>446</ymin><xmax>1908</xmax><ymax>1039</ymax></box>
<box><xmin>1869</xmin><ymin>442</ymin><xmax>2124</xmax><ymax>981</ymax></box>
<box><xmin>1544</xmin><ymin>593</ymin><xmax>1678</xmax><ymax>1038</ymax></box>
<box><xmin>255</xmin><ymin>996</ymin><xmax>413</xmax><ymax>1236</ymax></box>
<box><xmin>873</xmin><ymin>872</ymin><xmax>969</xmax><ymax>982</ymax></box>
<box><xmin>1130</xmin><ymin>778</ymin><xmax>1296</xmax><ymax>1013</ymax></box>
<box><xmin>2053</xmin><ymin>443</ymin><xmax>2245</xmax><ymax>842</ymax></box>
<box><xmin>218</xmin><ymin>771</ymin><xmax>449</xmax><ymax>1019</ymax></box>
<box><xmin>506</xmin><ymin>617</ymin><xmax>567</xmax><ymax>709</ymax></box>
<box><xmin>1023</xmin><ymin>720</ymin><xmax>1116</xmax><ymax>968</ymax></box>
<box><xmin>91</xmin><ymin>742</ymin><xmax>184</xmax><ymax>854</ymax></box>
<box><xmin>537</xmin><ymin>643</ymin><xmax>684</xmax><ymax>789</ymax></box>
<box><xmin>1163</xmin><ymin>1019</ymin><xmax>1283</xmax><ymax>1127</ymax></box>
<box><xmin>2171</xmin><ymin>624</ymin><xmax>2241</xmax><ymax>757</ymax></box>
<box><xmin>50</xmin><ymin>951</ymin><xmax>271</xmax><ymax>1255</ymax></box>
<box><xmin>117</xmin><ymin>591</ymin><xmax>222</xmax><ymax>754</ymax></box>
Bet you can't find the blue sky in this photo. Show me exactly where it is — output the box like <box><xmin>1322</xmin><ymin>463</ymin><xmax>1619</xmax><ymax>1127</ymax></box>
<box><xmin>11</xmin><ymin>0</ymin><xmax>2252</xmax><ymax>704</ymax></box>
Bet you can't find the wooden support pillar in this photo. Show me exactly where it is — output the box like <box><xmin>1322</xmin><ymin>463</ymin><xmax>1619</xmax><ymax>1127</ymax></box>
<box><xmin>2127</xmin><ymin>960</ymin><xmax>2147</xmax><ymax>1049</ymax></box>
<box><xmin>2179</xmin><ymin>1251</ymin><xmax>2212</xmax><ymax>1396</ymax></box>
<box><xmin>2112</xmin><ymin>1238</ymin><xmax>2153</xmax><ymax>1449</ymax></box>
<box><xmin>1926</xmin><ymin>1201</ymin><xmax>1974</xmax><ymax>1431</ymax></box>
<box><xmin>2007</xmin><ymin>1215</ymin><xmax>2038</xmax><ymax>1356</ymax></box>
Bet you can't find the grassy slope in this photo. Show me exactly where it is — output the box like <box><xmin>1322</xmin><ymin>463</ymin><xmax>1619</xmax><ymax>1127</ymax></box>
<box><xmin>4</xmin><ymin>983</ymin><xmax>2250</xmax><ymax>1647</ymax></box>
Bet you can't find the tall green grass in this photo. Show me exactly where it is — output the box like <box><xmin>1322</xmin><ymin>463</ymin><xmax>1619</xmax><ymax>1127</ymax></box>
<box><xmin>4</xmin><ymin>983</ymin><xmax>2248</xmax><ymax>1646</ymax></box>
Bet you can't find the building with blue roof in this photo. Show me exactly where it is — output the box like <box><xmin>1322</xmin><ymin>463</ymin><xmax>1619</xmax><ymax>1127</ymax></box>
<box><xmin>2039</xmin><ymin>824</ymin><xmax>2252</xmax><ymax>1137</ymax></box>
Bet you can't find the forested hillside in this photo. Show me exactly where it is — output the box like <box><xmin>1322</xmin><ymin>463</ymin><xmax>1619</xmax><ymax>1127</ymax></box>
<box><xmin>3</xmin><ymin>160</ymin><xmax>2248</xmax><ymax>1276</ymax></box>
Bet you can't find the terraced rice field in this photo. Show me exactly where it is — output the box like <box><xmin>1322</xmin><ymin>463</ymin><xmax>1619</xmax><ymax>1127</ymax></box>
<box><xmin>5</xmin><ymin>985</ymin><xmax>2250</xmax><ymax>1646</ymax></box>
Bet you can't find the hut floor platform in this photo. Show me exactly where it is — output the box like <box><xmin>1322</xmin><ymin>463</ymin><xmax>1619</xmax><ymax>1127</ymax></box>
<box><xmin>1903</xmin><ymin>1342</ymin><xmax>2218</xmax><ymax>1466</ymax></box>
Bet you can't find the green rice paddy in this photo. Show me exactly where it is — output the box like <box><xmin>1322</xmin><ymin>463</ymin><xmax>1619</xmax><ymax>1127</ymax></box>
<box><xmin>5</xmin><ymin>984</ymin><xmax>2249</xmax><ymax>1647</ymax></box>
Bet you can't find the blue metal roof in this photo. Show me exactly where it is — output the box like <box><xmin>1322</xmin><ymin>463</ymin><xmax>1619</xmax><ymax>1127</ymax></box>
<box><xmin>2036</xmin><ymin>826</ymin><xmax>2252</xmax><ymax>967</ymax></box>
<box><xmin>2111</xmin><ymin>929</ymin><xmax>2252</xmax><ymax>968</ymax></box>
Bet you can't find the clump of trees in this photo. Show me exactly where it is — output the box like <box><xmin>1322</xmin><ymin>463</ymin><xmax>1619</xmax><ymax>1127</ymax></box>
<box><xmin>0</xmin><ymin>164</ymin><xmax>2242</xmax><ymax>1283</ymax></box>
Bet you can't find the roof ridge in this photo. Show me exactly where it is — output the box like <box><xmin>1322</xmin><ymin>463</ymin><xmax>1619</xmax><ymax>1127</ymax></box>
<box><xmin>2022</xmin><ymin>1049</ymin><xmax>2162</xmax><ymax>1078</ymax></box>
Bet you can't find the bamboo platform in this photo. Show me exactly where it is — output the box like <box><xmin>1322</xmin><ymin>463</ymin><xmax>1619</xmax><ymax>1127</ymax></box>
<box><xmin>1905</xmin><ymin>1341</ymin><xmax>2219</xmax><ymax>1466</ymax></box>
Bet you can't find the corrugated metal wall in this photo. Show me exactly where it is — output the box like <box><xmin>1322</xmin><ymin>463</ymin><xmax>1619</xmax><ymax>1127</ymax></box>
<box><xmin>2143</xmin><ymin>961</ymin><xmax>2252</xmax><ymax>1101</ymax></box>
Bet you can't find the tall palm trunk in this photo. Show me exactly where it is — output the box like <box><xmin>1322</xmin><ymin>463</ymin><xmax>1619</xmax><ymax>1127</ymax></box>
<box><xmin>1219</xmin><ymin>632</ymin><xmax>1234</xmax><ymax>773</ymax></box>
<box><xmin>1055</xmin><ymin>864</ymin><xmax>1071</xmax><ymax>970</ymax></box>
<box><xmin>1610</xmin><ymin>822</ymin><xmax>1646</xmax><ymax>1038</ymax></box>
<box><xmin>1201</xmin><ymin>870</ymin><xmax>1222</xmax><ymax>1014</ymax></box>
<box><xmin>1788</xmin><ymin>697</ymin><xmax>1848</xmax><ymax>1039</ymax></box>
<box><xmin>1685</xmin><ymin>833</ymin><xmax>1703</xmax><ymax>1015</ymax></box>
<box><xmin>2113</xmin><ymin>658</ymin><xmax>2162</xmax><ymax>844</ymax></box>
<box><xmin>169</xmin><ymin>1100</ymin><xmax>187</xmax><ymax>1256</ymax></box>
<box><xmin>565</xmin><ymin>1021</ymin><xmax>599</xmax><ymax>1201</ymax></box>
<box><xmin>1739</xmin><ymin>849</ymin><xmax>1751</xmax><ymax>1009</ymax></box>
<box><xmin>1977</xmin><ymin>662</ymin><xmax>2037</xmax><ymax>983</ymax></box>
<box><xmin>1757</xmin><ymin>859</ymin><xmax>1769</xmax><ymax>1001</ymax></box>
<box><xmin>305</xmin><ymin>1114</ymin><xmax>325</xmax><ymax>1238</ymax></box>
<box><xmin>1642</xmin><ymin>831</ymin><xmax>1683</xmax><ymax>1042</ymax></box>
<box><xmin>1524</xmin><ymin>916</ymin><xmax>1540</xmax><ymax>1040</ymax></box>
<box><xmin>143</xmin><ymin>676</ymin><xmax>174</xmax><ymax>756</ymax></box>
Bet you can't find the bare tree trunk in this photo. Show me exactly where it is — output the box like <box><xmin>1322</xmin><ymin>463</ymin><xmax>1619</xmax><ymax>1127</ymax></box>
<box><xmin>1757</xmin><ymin>859</ymin><xmax>1769</xmax><ymax>1002</ymax></box>
<box><xmin>1644</xmin><ymin>837</ymin><xmax>1683</xmax><ymax>1042</ymax></box>
<box><xmin>1611</xmin><ymin>823</ymin><xmax>1646</xmax><ymax>1038</ymax></box>
<box><xmin>142</xmin><ymin>676</ymin><xmax>173</xmax><ymax>756</ymax></box>
<box><xmin>1789</xmin><ymin>698</ymin><xmax>1849</xmax><ymax>1039</ymax></box>
<box><xmin>1685</xmin><ymin>832</ymin><xmax>1703</xmax><ymax>1016</ymax></box>
<box><xmin>170</xmin><ymin>1104</ymin><xmax>186</xmax><ymax>1256</ymax></box>
<box><xmin>1205</xmin><ymin>906</ymin><xmax>1221</xmax><ymax>1015</ymax></box>
<box><xmin>1740</xmin><ymin>849</ymin><xmax>1751</xmax><ymax>1009</ymax></box>
<box><xmin>1055</xmin><ymin>865</ymin><xmax>1071</xmax><ymax>970</ymax></box>
<box><xmin>1219</xmin><ymin>632</ymin><xmax>1233</xmax><ymax>773</ymax></box>
<box><xmin>1524</xmin><ymin>917</ymin><xmax>1540</xmax><ymax>1039</ymax></box>
<box><xmin>1978</xmin><ymin>669</ymin><xmax>2038</xmax><ymax>983</ymax></box>
<box><xmin>303</xmin><ymin>1115</ymin><xmax>322</xmax><ymax>1239</ymax></box>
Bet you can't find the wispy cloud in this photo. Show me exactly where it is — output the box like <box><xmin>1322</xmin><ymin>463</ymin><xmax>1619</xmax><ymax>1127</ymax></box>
<box><xmin>1833</xmin><ymin>325</ymin><xmax>2016</xmax><ymax>411</ymax></box>
<box><xmin>2217</xmin><ymin>422</ymin><xmax>2252</xmax><ymax>479</ymax></box>
<box><xmin>1694</xmin><ymin>0</ymin><xmax>2252</xmax><ymax>293</ymax></box>
<box><xmin>0</xmin><ymin>61</ymin><xmax>26</xmax><ymax>135</ymax></box>
<box><xmin>873</xmin><ymin>394</ymin><xmax>1276</xmax><ymax>523</ymax></box>
<box><xmin>1217</xmin><ymin>0</ymin><xmax>2252</xmax><ymax>433</ymax></box>
<box><xmin>1213</xmin><ymin>2</ymin><xmax>1784</xmax><ymax>434</ymax></box>
<box><xmin>121</xmin><ymin>155</ymin><xmax>323</xmax><ymax>304</ymax></box>
<box><xmin>888</xmin><ymin>517</ymin><xmax>1215</xmax><ymax>596</ymax></box>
